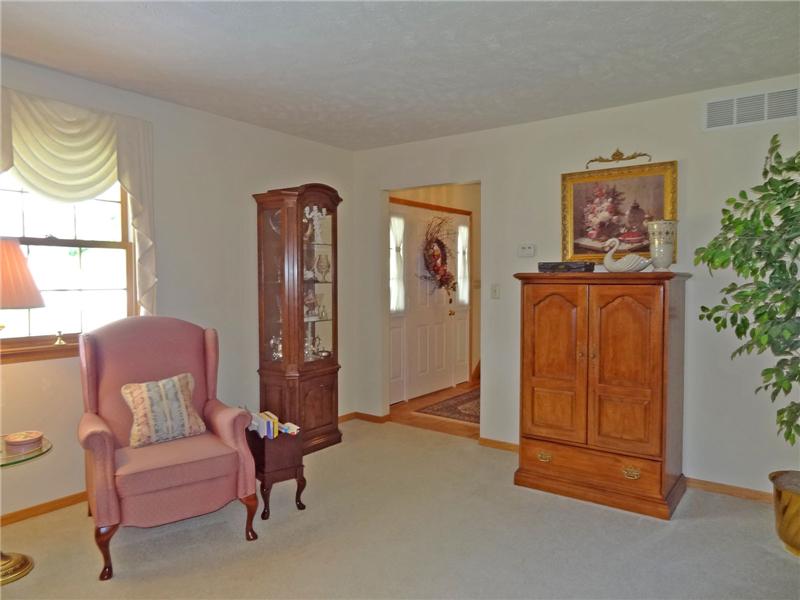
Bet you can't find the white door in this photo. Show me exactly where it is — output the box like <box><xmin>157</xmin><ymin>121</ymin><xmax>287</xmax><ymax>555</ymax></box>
<box><xmin>390</xmin><ymin>204</ymin><xmax>470</xmax><ymax>401</ymax></box>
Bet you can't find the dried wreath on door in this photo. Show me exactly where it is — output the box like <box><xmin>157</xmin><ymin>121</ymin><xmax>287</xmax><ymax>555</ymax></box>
<box><xmin>420</xmin><ymin>216</ymin><xmax>457</xmax><ymax>299</ymax></box>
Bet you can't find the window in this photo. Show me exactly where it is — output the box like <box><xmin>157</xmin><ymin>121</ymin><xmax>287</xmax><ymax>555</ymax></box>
<box><xmin>0</xmin><ymin>169</ymin><xmax>134</xmax><ymax>363</ymax></box>
<box><xmin>457</xmin><ymin>224</ymin><xmax>469</xmax><ymax>305</ymax></box>
<box><xmin>389</xmin><ymin>215</ymin><xmax>405</xmax><ymax>313</ymax></box>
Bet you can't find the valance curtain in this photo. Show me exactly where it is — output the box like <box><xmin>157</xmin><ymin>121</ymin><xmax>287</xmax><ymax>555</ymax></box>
<box><xmin>0</xmin><ymin>87</ymin><xmax>156</xmax><ymax>315</ymax></box>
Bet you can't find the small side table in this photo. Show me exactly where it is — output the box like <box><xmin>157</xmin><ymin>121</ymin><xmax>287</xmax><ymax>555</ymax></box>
<box><xmin>0</xmin><ymin>436</ymin><xmax>53</xmax><ymax>585</ymax></box>
<box><xmin>246</xmin><ymin>430</ymin><xmax>306</xmax><ymax>520</ymax></box>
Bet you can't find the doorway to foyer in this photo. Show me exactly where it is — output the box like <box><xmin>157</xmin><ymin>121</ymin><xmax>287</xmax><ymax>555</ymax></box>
<box><xmin>387</xmin><ymin>183</ymin><xmax>481</xmax><ymax>438</ymax></box>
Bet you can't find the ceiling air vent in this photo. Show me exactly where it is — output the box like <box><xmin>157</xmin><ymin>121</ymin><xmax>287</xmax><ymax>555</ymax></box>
<box><xmin>705</xmin><ymin>88</ymin><xmax>798</xmax><ymax>130</ymax></box>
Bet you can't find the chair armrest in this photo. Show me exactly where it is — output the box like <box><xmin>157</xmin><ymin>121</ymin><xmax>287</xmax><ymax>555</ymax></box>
<box><xmin>204</xmin><ymin>398</ymin><xmax>256</xmax><ymax>498</ymax></box>
<box><xmin>78</xmin><ymin>412</ymin><xmax>114</xmax><ymax>452</ymax></box>
<box><xmin>77</xmin><ymin>413</ymin><xmax>120</xmax><ymax>527</ymax></box>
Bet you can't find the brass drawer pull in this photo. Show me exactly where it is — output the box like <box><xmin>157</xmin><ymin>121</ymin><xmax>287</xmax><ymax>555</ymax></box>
<box><xmin>537</xmin><ymin>451</ymin><xmax>552</xmax><ymax>463</ymax></box>
<box><xmin>622</xmin><ymin>466</ymin><xmax>641</xmax><ymax>480</ymax></box>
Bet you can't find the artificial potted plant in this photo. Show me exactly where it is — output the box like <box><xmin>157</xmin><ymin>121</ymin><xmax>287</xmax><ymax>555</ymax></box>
<box><xmin>695</xmin><ymin>134</ymin><xmax>799</xmax><ymax>556</ymax></box>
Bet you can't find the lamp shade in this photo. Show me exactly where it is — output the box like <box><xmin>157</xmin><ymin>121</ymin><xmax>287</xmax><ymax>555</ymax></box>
<box><xmin>0</xmin><ymin>239</ymin><xmax>44</xmax><ymax>309</ymax></box>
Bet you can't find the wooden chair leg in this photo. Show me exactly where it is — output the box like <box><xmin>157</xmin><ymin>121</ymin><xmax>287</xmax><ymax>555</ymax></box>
<box><xmin>240</xmin><ymin>494</ymin><xmax>258</xmax><ymax>541</ymax></box>
<box><xmin>260</xmin><ymin>480</ymin><xmax>272</xmax><ymax>520</ymax></box>
<box><xmin>295</xmin><ymin>474</ymin><xmax>307</xmax><ymax>511</ymax></box>
<box><xmin>94</xmin><ymin>524</ymin><xmax>118</xmax><ymax>581</ymax></box>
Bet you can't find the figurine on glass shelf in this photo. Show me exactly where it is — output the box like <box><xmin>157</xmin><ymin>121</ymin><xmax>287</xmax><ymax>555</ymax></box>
<box><xmin>304</xmin><ymin>289</ymin><xmax>318</xmax><ymax>316</ymax></box>
<box><xmin>304</xmin><ymin>205</ymin><xmax>328</xmax><ymax>243</ymax></box>
<box><xmin>304</xmin><ymin>334</ymin><xmax>322</xmax><ymax>360</ymax></box>
<box><xmin>315</xmin><ymin>253</ymin><xmax>331</xmax><ymax>282</ymax></box>
<box><xmin>269</xmin><ymin>335</ymin><xmax>283</xmax><ymax>360</ymax></box>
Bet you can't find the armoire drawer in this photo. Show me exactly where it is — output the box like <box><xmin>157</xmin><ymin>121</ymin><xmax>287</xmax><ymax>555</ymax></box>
<box><xmin>520</xmin><ymin>438</ymin><xmax>662</xmax><ymax>499</ymax></box>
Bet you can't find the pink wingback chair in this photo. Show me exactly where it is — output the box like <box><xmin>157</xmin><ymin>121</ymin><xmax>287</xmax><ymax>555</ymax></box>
<box><xmin>78</xmin><ymin>316</ymin><xmax>258</xmax><ymax>580</ymax></box>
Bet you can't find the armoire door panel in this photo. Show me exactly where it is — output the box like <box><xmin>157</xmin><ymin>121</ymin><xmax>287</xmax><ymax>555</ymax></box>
<box><xmin>588</xmin><ymin>285</ymin><xmax>663</xmax><ymax>456</ymax></box>
<box><xmin>530</xmin><ymin>388</ymin><xmax>578</xmax><ymax>430</ymax></box>
<box><xmin>533</xmin><ymin>293</ymin><xmax>579</xmax><ymax>380</ymax></box>
<box><xmin>595</xmin><ymin>391</ymin><xmax>653</xmax><ymax>444</ymax></box>
<box><xmin>595</xmin><ymin>295</ymin><xmax>653</xmax><ymax>388</ymax></box>
<box><xmin>522</xmin><ymin>284</ymin><xmax>588</xmax><ymax>443</ymax></box>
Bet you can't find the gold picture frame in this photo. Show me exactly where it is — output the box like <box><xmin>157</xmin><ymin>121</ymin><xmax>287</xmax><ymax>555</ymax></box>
<box><xmin>561</xmin><ymin>160</ymin><xmax>677</xmax><ymax>262</ymax></box>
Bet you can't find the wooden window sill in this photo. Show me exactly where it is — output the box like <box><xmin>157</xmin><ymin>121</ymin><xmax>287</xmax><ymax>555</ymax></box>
<box><xmin>0</xmin><ymin>335</ymin><xmax>80</xmax><ymax>364</ymax></box>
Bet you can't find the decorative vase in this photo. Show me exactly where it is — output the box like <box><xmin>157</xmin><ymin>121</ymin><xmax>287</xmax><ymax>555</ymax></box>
<box><xmin>647</xmin><ymin>220</ymin><xmax>677</xmax><ymax>271</ymax></box>
<box><xmin>770</xmin><ymin>470</ymin><xmax>800</xmax><ymax>556</ymax></box>
<box><xmin>315</xmin><ymin>253</ymin><xmax>331</xmax><ymax>282</ymax></box>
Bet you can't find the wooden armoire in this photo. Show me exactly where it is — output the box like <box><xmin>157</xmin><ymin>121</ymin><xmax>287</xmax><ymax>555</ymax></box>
<box><xmin>513</xmin><ymin>272</ymin><xmax>689</xmax><ymax>519</ymax></box>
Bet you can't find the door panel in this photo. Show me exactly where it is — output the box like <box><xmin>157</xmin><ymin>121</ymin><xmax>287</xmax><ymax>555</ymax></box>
<box><xmin>415</xmin><ymin>325</ymin><xmax>430</xmax><ymax>377</ymax></box>
<box><xmin>389</xmin><ymin>316</ymin><xmax>405</xmax><ymax>404</ymax></box>
<box><xmin>521</xmin><ymin>284</ymin><xmax>588</xmax><ymax>443</ymax></box>
<box><xmin>453</xmin><ymin>308</ymin><xmax>469</xmax><ymax>384</ymax></box>
<box><xmin>433</xmin><ymin>322</ymin><xmax>446</xmax><ymax>371</ymax></box>
<box><xmin>399</xmin><ymin>206</ymin><xmax>469</xmax><ymax>398</ymax></box>
<box><xmin>300</xmin><ymin>373</ymin><xmax>337</xmax><ymax>437</ymax></box>
<box><xmin>588</xmin><ymin>285</ymin><xmax>663</xmax><ymax>456</ymax></box>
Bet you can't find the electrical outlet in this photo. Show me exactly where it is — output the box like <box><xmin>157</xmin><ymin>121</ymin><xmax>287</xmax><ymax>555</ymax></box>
<box><xmin>517</xmin><ymin>243</ymin><xmax>536</xmax><ymax>257</ymax></box>
<box><xmin>490</xmin><ymin>284</ymin><xmax>501</xmax><ymax>299</ymax></box>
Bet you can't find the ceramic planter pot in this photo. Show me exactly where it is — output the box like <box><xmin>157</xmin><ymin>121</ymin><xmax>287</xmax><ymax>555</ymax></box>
<box><xmin>769</xmin><ymin>470</ymin><xmax>800</xmax><ymax>556</ymax></box>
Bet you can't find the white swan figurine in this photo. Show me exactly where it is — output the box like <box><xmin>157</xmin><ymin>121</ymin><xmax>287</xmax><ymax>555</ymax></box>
<box><xmin>602</xmin><ymin>238</ymin><xmax>653</xmax><ymax>272</ymax></box>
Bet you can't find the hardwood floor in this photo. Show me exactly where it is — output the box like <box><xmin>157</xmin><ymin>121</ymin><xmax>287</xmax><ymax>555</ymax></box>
<box><xmin>389</xmin><ymin>382</ymin><xmax>480</xmax><ymax>440</ymax></box>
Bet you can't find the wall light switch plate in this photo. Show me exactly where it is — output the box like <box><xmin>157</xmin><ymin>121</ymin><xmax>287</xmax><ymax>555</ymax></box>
<box><xmin>490</xmin><ymin>284</ymin><xmax>501</xmax><ymax>299</ymax></box>
<box><xmin>517</xmin><ymin>243</ymin><xmax>536</xmax><ymax>257</ymax></box>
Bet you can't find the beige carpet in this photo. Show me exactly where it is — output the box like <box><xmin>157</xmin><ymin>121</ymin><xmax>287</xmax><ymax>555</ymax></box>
<box><xmin>2</xmin><ymin>420</ymin><xmax>797</xmax><ymax>599</ymax></box>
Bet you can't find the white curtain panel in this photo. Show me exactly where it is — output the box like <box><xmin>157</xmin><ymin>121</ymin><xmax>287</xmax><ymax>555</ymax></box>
<box><xmin>457</xmin><ymin>224</ymin><xmax>469</xmax><ymax>305</ymax></box>
<box><xmin>115</xmin><ymin>114</ymin><xmax>156</xmax><ymax>315</ymax></box>
<box><xmin>0</xmin><ymin>87</ymin><xmax>156</xmax><ymax>315</ymax></box>
<box><xmin>389</xmin><ymin>215</ymin><xmax>405</xmax><ymax>313</ymax></box>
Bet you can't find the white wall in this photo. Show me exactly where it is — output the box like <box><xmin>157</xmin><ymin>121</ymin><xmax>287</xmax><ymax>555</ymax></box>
<box><xmin>0</xmin><ymin>58</ymin><xmax>355</xmax><ymax>513</ymax></box>
<box><xmin>353</xmin><ymin>74</ymin><xmax>800</xmax><ymax>492</ymax></box>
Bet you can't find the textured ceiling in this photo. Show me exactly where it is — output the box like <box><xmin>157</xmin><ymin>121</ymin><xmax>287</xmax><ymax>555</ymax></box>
<box><xmin>2</xmin><ymin>2</ymin><xmax>798</xmax><ymax>150</ymax></box>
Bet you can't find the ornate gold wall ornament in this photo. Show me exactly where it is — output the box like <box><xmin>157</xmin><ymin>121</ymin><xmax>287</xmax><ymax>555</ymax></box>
<box><xmin>585</xmin><ymin>149</ymin><xmax>653</xmax><ymax>170</ymax></box>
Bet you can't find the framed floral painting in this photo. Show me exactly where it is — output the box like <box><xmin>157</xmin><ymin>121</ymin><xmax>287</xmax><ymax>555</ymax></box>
<box><xmin>561</xmin><ymin>160</ymin><xmax>677</xmax><ymax>262</ymax></box>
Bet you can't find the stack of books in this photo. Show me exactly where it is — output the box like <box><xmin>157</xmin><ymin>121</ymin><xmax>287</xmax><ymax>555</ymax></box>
<box><xmin>278</xmin><ymin>422</ymin><xmax>300</xmax><ymax>435</ymax></box>
<box><xmin>248</xmin><ymin>411</ymin><xmax>300</xmax><ymax>439</ymax></box>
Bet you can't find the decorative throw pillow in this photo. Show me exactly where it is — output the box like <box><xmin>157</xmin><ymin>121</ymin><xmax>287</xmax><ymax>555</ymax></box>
<box><xmin>121</xmin><ymin>372</ymin><xmax>206</xmax><ymax>448</ymax></box>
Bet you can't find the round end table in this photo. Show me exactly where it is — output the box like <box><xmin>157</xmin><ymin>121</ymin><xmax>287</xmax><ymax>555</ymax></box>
<box><xmin>0</xmin><ymin>436</ymin><xmax>52</xmax><ymax>586</ymax></box>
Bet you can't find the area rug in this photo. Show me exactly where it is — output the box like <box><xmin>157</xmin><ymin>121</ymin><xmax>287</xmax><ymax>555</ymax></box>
<box><xmin>416</xmin><ymin>388</ymin><xmax>479</xmax><ymax>424</ymax></box>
